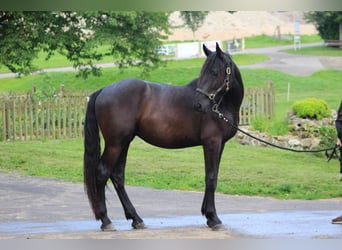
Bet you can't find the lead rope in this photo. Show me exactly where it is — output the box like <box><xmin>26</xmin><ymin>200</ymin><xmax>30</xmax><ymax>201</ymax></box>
<box><xmin>212</xmin><ymin>106</ymin><xmax>338</xmax><ymax>155</ymax></box>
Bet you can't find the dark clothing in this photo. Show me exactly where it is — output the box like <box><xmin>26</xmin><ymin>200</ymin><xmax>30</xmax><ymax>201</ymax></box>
<box><xmin>336</xmin><ymin>101</ymin><xmax>342</xmax><ymax>141</ymax></box>
<box><xmin>335</xmin><ymin>102</ymin><xmax>342</xmax><ymax>174</ymax></box>
<box><xmin>337</xmin><ymin>120</ymin><xmax>342</xmax><ymax>141</ymax></box>
<box><xmin>337</xmin><ymin>120</ymin><xmax>342</xmax><ymax>174</ymax></box>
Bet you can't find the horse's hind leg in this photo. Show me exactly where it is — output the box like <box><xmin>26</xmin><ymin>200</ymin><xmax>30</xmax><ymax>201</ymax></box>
<box><xmin>95</xmin><ymin>146</ymin><xmax>122</xmax><ymax>231</ymax></box>
<box><xmin>110</xmin><ymin>145</ymin><xmax>146</xmax><ymax>229</ymax></box>
<box><xmin>93</xmin><ymin>161</ymin><xmax>115</xmax><ymax>231</ymax></box>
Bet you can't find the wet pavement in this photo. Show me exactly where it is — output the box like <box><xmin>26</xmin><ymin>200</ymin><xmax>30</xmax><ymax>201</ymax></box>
<box><xmin>1</xmin><ymin>211</ymin><xmax>342</xmax><ymax>239</ymax></box>
<box><xmin>1</xmin><ymin>172</ymin><xmax>342</xmax><ymax>239</ymax></box>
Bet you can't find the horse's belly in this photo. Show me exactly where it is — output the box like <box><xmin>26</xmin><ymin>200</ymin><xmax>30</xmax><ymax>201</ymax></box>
<box><xmin>137</xmin><ymin>122</ymin><xmax>200</xmax><ymax>149</ymax></box>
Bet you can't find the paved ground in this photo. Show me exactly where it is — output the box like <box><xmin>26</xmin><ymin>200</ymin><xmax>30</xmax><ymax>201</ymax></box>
<box><xmin>1</xmin><ymin>44</ymin><xmax>342</xmax><ymax>239</ymax></box>
<box><xmin>0</xmin><ymin>171</ymin><xmax>342</xmax><ymax>239</ymax></box>
<box><xmin>239</xmin><ymin>43</ymin><xmax>342</xmax><ymax>76</ymax></box>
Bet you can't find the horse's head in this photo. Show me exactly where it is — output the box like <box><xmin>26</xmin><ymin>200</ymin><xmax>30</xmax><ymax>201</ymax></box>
<box><xmin>194</xmin><ymin>43</ymin><xmax>234</xmax><ymax>113</ymax></box>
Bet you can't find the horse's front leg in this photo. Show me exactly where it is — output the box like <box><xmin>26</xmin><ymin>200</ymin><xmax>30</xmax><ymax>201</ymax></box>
<box><xmin>201</xmin><ymin>141</ymin><xmax>224</xmax><ymax>229</ymax></box>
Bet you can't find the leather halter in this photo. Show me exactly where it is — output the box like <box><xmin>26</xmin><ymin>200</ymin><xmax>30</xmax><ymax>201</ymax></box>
<box><xmin>196</xmin><ymin>66</ymin><xmax>231</xmax><ymax>111</ymax></box>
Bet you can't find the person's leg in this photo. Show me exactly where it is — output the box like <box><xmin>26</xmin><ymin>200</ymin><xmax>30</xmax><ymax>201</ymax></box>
<box><xmin>332</xmin><ymin>214</ymin><xmax>342</xmax><ymax>224</ymax></box>
<box><xmin>339</xmin><ymin>147</ymin><xmax>342</xmax><ymax>181</ymax></box>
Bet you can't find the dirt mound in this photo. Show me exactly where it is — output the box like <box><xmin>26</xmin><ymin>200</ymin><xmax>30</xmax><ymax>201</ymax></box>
<box><xmin>168</xmin><ymin>11</ymin><xmax>317</xmax><ymax>41</ymax></box>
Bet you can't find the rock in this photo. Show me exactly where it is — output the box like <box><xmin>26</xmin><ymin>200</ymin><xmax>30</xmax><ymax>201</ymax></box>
<box><xmin>301</xmin><ymin>138</ymin><xmax>313</xmax><ymax>149</ymax></box>
<box><xmin>288</xmin><ymin>139</ymin><xmax>301</xmax><ymax>147</ymax></box>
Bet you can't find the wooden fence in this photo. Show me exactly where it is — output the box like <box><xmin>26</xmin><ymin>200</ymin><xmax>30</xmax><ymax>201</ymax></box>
<box><xmin>0</xmin><ymin>84</ymin><xmax>274</xmax><ymax>141</ymax></box>
<box><xmin>239</xmin><ymin>82</ymin><xmax>275</xmax><ymax>125</ymax></box>
<box><xmin>0</xmin><ymin>93</ymin><xmax>88</xmax><ymax>141</ymax></box>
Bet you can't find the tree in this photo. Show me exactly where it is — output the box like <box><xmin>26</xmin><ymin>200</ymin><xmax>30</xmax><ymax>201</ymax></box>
<box><xmin>304</xmin><ymin>11</ymin><xmax>342</xmax><ymax>41</ymax></box>
<box><xmin>179</xmin><ymin>11</ymin><xmax>209</xmax><ymax>40</ymax></box>
<box><xmin>0</xmin><ymin>11</ymin><xmax>170</xmax><ymax>77</ymax></box>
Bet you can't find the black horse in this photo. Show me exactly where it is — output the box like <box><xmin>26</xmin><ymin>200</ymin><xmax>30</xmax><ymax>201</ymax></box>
<box><xmin>84</xmin><ymin>43</ymin><xmax>244</xmax><ymax>231</ymax></box>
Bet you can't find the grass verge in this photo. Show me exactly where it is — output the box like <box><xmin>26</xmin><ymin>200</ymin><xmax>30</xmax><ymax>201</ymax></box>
<box><xmin>0</xmin><ymin>138</ymin><xmax>341</xmax><ymax>200</ymax></box>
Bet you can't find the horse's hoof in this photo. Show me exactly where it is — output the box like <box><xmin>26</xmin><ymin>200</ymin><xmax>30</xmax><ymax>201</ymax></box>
<box><xmin>210</xmin><ymin>223</ymin><xmax>225</xmax><ymax>231</ymax></box>
<box><xmin>207</xmin><ymin>219</ymin><xmax>223</xmax><ymax>230</ymax></box>
<box><xmin>132</xmin><ymin>221</ymin><xmax>147</xmax><ymax>229</ymax></box>
<box><xmin>101</xmin><ymin>223</ymin><xmax>116</xmax><ymax>232</ymax></box>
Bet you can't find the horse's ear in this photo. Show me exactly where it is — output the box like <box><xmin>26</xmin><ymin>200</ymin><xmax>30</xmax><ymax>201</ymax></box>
<box><xmin>203</xmin><ymin>44</ymin><xmax>212</xmax><ymax>57</ymax></box>
<box><xmin>216</xmin><ymin>42</ymin><xmax>224</xmax><ymax>59</ymax></box>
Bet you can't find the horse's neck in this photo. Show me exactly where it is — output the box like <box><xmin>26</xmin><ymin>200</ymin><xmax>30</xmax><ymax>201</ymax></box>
<box><xmin>187</xmin><ymin>79</ymin><xmax>198</xmax><ymax>90</ymax></box>
<box><xmin>223</xmin><ymin>87</ymin><xmax>243</xmax><ymax>110</ymax></box>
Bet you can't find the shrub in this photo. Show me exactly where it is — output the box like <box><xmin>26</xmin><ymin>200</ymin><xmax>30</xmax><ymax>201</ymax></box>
<box><xmin>319</xmin><ymin>126</ymin><xmax>337</xmax><ymax>148</ymax></box>
<box><xmin>312</xmin><ymin>126</ymin><xmax>337</xmax><ymax>158</ymax></box>
<box><xmin>292</xmin><ymin>98</ymin><xmax>330</xmax><ymax>120</ymax></box>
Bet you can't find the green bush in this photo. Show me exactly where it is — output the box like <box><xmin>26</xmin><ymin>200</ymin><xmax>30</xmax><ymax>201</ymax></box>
<box><xmin>319</xmin><ymin>126</ymin><xmax>337</xmax><ymax>148</ymax></box>
<box><xmin>312</xmin><ymin>126</ymin><xmax>337</xmax><ymax>158</ymax></box>
<box><xmin>292</xmin><ymin>98</ymin><xmax>330</xmax><ymax>120</ymax></box>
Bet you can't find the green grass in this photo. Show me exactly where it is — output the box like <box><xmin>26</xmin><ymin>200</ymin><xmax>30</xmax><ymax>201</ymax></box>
<box><xmin>0</xmin><ymin>138</ymin><xmax>341</xmax><ymax>200</ymax></box>
<box><xmin>245</xmin><ymin>34</ymin><xmax>323</xmax><ymax>48</ymax></box>
<box><xmin>282</xmin><ymin>46</ymin><xmax>342</xmax><ymax>56</ymax></box>
<box><xmin>239</xmin><ymin>68</ymin><xmax>342</xmax><ymax>121</ymax></box>
<box><xmin>0</xmin><ymin>34</ymin><xmax>321</xmax><ymax>74</ymax></box>
<box><xmin>0</xmin><ymin>54</ymin><xmax>269</xmax><ymax>94</ymax></box>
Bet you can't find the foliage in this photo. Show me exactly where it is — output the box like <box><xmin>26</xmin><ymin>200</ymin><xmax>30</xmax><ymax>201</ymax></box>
<box><xmin>292</xmin><ymin>98</ymin><xmax>331</xmax><ymax>120</ymax></box>
<box><xmin>179</xmin><ymin>11</ymin><xmax>208</xmax><ymax>39</ymax></box>
<box><xmin>304</xmin><ymin>11</ymin><xmax>342</xmax><ymax>41</ymax></box>
<box><xmin>0</xmin><ymin>11</ymin><xmax>170</xmax><ymax>77</ymax></box>
<box><xmin>319</xmin><ymin>126</ymin><xmax>338</xmax><ymax>148</ymax></box>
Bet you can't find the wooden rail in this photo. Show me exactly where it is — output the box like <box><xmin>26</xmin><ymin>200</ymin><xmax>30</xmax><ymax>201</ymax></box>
<box><xmin>0</xmin><ymin>84</ymin><xmax>274</xmax><ymax>141</ymax></box>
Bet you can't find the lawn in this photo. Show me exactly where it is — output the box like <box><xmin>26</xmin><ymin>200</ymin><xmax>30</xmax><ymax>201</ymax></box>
<box><xmin>0</xmin><ymin>54</ymin><xmax>269</xmax><ymax>93</ymax></box>
<box><xmin>282</xmin><ymin>46</ymin><xmax>342</xmax><ymax>57</ymax></box>
<box><xmin>0</xmin><ymin>138</ymin><xmax>341</xmax><ymax>200</ymax></box>
<box><xmin>0</xmin><ymin>34</ymin><xmax>321</xmax><ymax>74</ymax></box>
<box><xmin>244</xmin><ymin>34</ymin><xmax>323</xmax><ymax>48</ymax></box>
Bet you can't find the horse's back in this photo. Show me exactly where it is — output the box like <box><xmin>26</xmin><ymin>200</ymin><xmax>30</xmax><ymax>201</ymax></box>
<box><xmin>93</xmin><ymin>78</ymin><xmax>202</xmax><ymax>148</ymax></box>
<box><xmin>96</xmin><ymin>78</ymin><xmax>145</xmax><ymax>101</ymax></box>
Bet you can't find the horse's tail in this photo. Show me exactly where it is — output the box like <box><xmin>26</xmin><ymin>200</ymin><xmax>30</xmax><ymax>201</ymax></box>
<box><xmin>83</xmin><ymin>89</ymin><xmax>103</xmax><ymax>220</ymax></box>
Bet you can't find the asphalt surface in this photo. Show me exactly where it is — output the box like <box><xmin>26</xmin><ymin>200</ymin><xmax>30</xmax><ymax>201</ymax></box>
<box><xmin>0</xmin><ymin>171</ymin><xmax>342</xmax><ymax>239</ymax></box>
<box><xmin>1</xmin><ymin>44</ymin><xmax>342</xmax><ymax>239</ymax></box>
